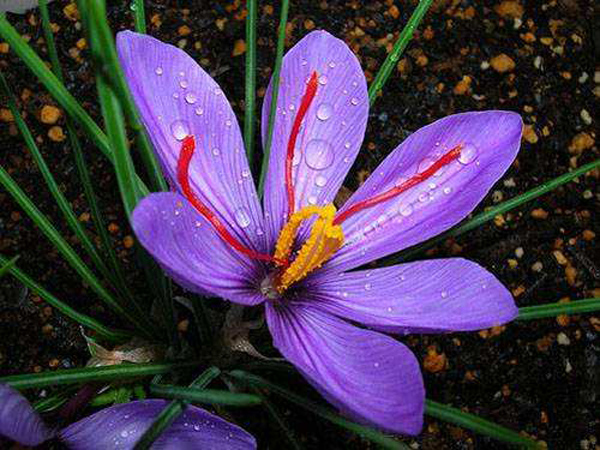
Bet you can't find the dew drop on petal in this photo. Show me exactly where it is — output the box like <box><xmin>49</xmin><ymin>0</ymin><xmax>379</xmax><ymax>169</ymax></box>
<box><xmin>328</xmin><ymin>61</ymin><xmax>336</xmax><ymax>68</ymax></box>
<box><xmin>154</xmin><ymin>67</ymin><xmax>163</xmax><ymax>76</ymax></box>
<box><xmin>350</xmin><ymin>97</ymin><xmax>359</xmax><ymax>106</ymax></box>
<box><xmin>211</xmin><ymin>147</ymin><xmax>220</xmax><ymax>156</ymax></box>
<box><xmin>418</xmin><ymin>192</ymin><xmax>429</xmax><ymax>202</ymax></box>
<box><xmin>418</xmin><ymin>158</ymin><xmax>434</xmax><ymax>172</ymax></box>
<box><xmin>184</xmin><ymin>92</ymin><xmax>197</xmax><ymax>104</ymax></box>
<box><xmin>179</xmin><ymin>80</ymin><xmax>188</xmax><ymax>89</ymax></box>
<box><xmin>234</xmin><ymin>207</ymin><xmax>251</xmax><ymax>228</ymax></box>
<box><xmin>344</xmin><ymin>141</ymin><xmax>351</xmax><ymax>149</ymax></box>
<box><xmin>256</xmin><ymin>227</ymin><xmax>264</xmax><ymax>236</ymax></box>
<box><xmin>441</xmin><ymin>291</ymin><xmax>448</xmax><ymax>298</ymax></box>
<box><xmin>195</xmin><ymin>107</ymin><xmax>204</xmax><ymax>116</ymax></box>
<box><xmin>458</xmin><ymin>142</ymin><xmax>479</xmax><ymax>165</ymax></box>
<box><xmin>305</xmin><ymin>139</ymin><xmax>334</xmax><ymax>170</ymax></box>
<box><xmin>170</xmin><ymin>120</ymin><xmax>189</xmax><ymax>141</ymax></box>
<box><xmin>443</xmin><ymin>187</ymin><xmax>452</xmax><ymax>195</ymax></box>
<box><xmin>400</xmin><ymin>204</ymin><xmax>413</xmax><ymax>217</ymax></box>
<box><xmin>241</xmin><ymin>169</ymin><xmax>250</xmax><ymax>178</ymax></box>
<box><xmin>316</xmin><ymin>103</ymin><xmax>333</xmax><ymax>121</ymax></box>
<box><xmin>307</xmin><ymin>195</ymin><xmax>318</xmax><ymax>205</ymax></box>
<box><xmin>214</xmin><ymin>88</ymin><xmax>223</xmax><ymax>95</ymax></box>
<box><xmin>318</xmin><ymin>74</ymin><xmax>328</xmax><ymax>85</ymax></box>
<box><xmin>315</xmin><ymin>175</ymin><xmax>327</xmax><ymax>187</ymax></box>
<box><xmin>172</xmin><ymin>92</ymin><xmax>180</xmax><ymax>99</ymax></box>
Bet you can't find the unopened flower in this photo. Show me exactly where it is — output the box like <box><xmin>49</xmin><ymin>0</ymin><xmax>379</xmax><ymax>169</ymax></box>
<box><xmin>118</xmin><ymin>30</ymin><xmax>522</xmax><ymax>434</ymax></box>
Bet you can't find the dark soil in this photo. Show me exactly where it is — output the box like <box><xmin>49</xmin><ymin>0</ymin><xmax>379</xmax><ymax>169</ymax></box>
<box><xmin>1</xmin><ymin>1</ymin><xmax>599</xmax><ymax>449</ymax></box>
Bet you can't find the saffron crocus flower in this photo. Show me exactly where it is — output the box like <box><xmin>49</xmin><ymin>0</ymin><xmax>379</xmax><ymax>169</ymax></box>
<box><xmin>117</xmin><ymin>30</ymin><xmax>522</xmax><ymax>434</ymax></box>
<box><xmin>0</xmin><ymin>383</ymin><xmax>256</xmax><ymax>449</ymax></box>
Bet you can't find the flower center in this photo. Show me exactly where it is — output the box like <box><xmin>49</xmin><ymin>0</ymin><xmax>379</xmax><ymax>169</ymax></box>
<box><xmin>272</xmin><ymin>204</ymin><xmax>344</xmax><ymax>293</ymax></box>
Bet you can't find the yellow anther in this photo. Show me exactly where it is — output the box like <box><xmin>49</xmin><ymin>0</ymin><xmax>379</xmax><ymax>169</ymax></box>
<box><xmin>274</xmin><ymin>204</ymin><xmax>344</xmax><ymax>293</ymax></box>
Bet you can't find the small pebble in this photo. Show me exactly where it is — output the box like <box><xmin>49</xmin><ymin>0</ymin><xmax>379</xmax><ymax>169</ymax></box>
<box><xmin>531</xmin><ymin>261</ymin><xmax>543</xmax><ymax>272</ymax></box>
<box><xmin>503</xmin><ymin>177</ymin><xmax>516</xmax><ymax>188</ymax></box>
<box><xmin>40</xmin><ymin>105</ymin><xmax>62</xmax><ymax>125</ymax></box>
<box><xmin>580</xmin><ymin>109</ymin><xmax>592</xmax><ymax>125</ymax></box>
<box><xmin>582</xmin><ymin>190</ymin><xmax>593</xmax><ymax>200</ymax></box>
<box><xmin>48</xmin><ymin>125</ymin><xmax>66</xmax><ymax>142</ymax></box>
<box><xmin>578</xmin><ymin>72</ymin><xmax>589</xmax><ymax>83</ymax></box>
<box><xmin>515</xmin><ymin>247</ymin><xmax>524</xmax><ymax>258</ymax></box>
<box><xmin>490</xmin><ymin>53</ymin><xmax>516</xmax><ymax>73</ymax></box>
<box><xmin>557</xmin><ymin>332</ymin><xmax>571</xmax><ymax>346</ymax></box>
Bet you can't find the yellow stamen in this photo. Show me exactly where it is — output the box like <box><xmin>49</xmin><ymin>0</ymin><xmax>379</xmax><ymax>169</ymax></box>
<box><xmin>273</xmin><ymin>204</ymin><xmax>344</xmax><ymax>293</ymax></box>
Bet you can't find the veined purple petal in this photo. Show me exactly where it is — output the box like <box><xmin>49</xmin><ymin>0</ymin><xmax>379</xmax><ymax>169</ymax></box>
<box><xmin>266</xmin><ymin>303</ymin><xmax>424</xmax><ymax>435</ymax></box>
<box><xmin>132</xmin><ymin>192</ymin><xmax>265</xmax><ymax>305</ymax></box>
<box><xmin>0</xmin><ymin>383</ymin><xmax>54</xmax><ymax>446</ymax></box>
<box><xmin>261</xmin><ymin>30</ymin><xmax>369</xmax><ymax>248</ymax></box>
<box><xmin>117</xmin><ymin>31</ymin><xmax>266</xmax><ymax>253</ymax></box>
<box><xmin>59</xmin><ymin>399</ymin><xmax>256</xmax><ymax>450</ymax></box>
<box><xmin>307</xmin><ymin>258</ymin><xmax>517</xmax><ymax>334</ymax></box>
<box><xmin>327</xmin><ymin>111</ymin><xmax>522</xmax><ymax>272</ymax></box>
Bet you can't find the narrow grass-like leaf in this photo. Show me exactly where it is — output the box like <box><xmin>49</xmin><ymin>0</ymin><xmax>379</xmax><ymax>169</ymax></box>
<box><xmin>1</xmin><ymin>361</ymin><xmax>202</xmax><ymax>390</ymax></box>
<box><xmin>84</xmin><ymin>0</ymin><xmax>167</xmax><ymax>193</ymax></box>
<box><xmin>244</xmin><ymin>0</ymin><xmax>257</xmax><ymax>166</ymax></box>
<box><xmin>425</xmin><ymin>400</ymin><xmax>538</xmax><ymax>448</ymax></box>
<box><xmin>388</xmin><ymin>158</ymin><xmax>600</xmax><ymax>264</ymax></box>
<box><xmin>0</xmin><ymin>72</ymin><xmax>115</xmax><ymax>283</ymax></box>
<box><xmin>0</xmin><ymin>165</ymin><xmax>151</xmax><ymax>336</ymax></box>
<box><xmin>0</xmin><ymin>255</ymin><xmax>19</xmax><ymax>278</ymax></box>
<box><xmin>517</xmin><ymin>298</ymin><xmax>600</xmax><ymax>321</ymax></box>
<box><xmin>33</xmin><ymin>386</ymin><xmax>78</xmax><ymax>413</ymax></box>
<box><xmin>0</xmin><ymin>14</ymin><xmax>149</xmax><ymax>196</ymax></box>
<box><xmin>132</xmin><ymin>0</ymin><xmax>146</xmax><ymax>33</ymax></box>
<box><xmin>258</xmin><ymin>0</ymin><xmax>289</xmax><ymax>196</ymax></box>
<box><xmin>149</xmin><ymin>384</ymin><xmax>262</xmax><ymax>407</ymax></box>
<box><xmin>0</xmin><ymin>254</ymin><xmax>130</xmax><ymax>342</ymax></box>
<box><xmin>368</xmin><ymin>0</ymin><xmax>433</xmax><ymax>105</ymax></box>
<box><xmin>134</xmin><ymin>367</ymin><xmax>221</xmax><ymax>450</ymax></box>
<box><xmin>228</xmin><ymin>371</ymin><xmax>409</xmax><ymax>450</ymax></box>
<box><xmin>38</xmin><ymin>0</ymin><xmax>134</xmax><ymax>304</ymax></box>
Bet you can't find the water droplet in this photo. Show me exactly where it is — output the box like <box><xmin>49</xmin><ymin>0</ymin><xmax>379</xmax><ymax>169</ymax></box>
<box><xmin>214</xmin><ymin>88</ymin><xmax>223</xmax><ymax>95</ymax></box>
<box><xmin>316</xmin><ymin>103</ymin><xmax>333</xmax><ymax>121</ymax></box>
<box><xmin>428</xmin><ymin>182</ymin><xmax>437</xmax><ymax>190</ymax></box>
<box><xmin>443</xmin><ymin>187</ymin><xmax>452</xmax><ymax>195</ymax></box>
<box><xmin>344</xmin><ymin>141</ymin><xmax>351</xmax><ymax>149</ymax></box>
<box><xmin>234</xmin><ymin>207</ymin><xmax>251</xmax><ymax>228</ymax></box>
<box><xmin>305</xmin><ymin>139</ymin><xmax>334</xmax><ymax>170</ymax></box>
<box><xmin>418</xmin><ymin>158</ymin><xmax>434</xmax><ymax>172</ymax></box>
<box><xmin>288</xmin><ymin>103</ymin><xmax>296</xmax><ymax>111</ymax></box>
<box><xmin>315</xmin><ymin>175</ymin><xmax>327</xmax><ymax>187</ymax></box>
<box><xmin>292</xmin><ymin>151</ymin><xmax>302</xmax><ymax>167</ymax></box>
<box><xmin>352</xmin><ymin>81</ymin><xmax>358</xmax><ymax>87</ymax></box>
<box><xmin>441</xmin><ymin>291</ymin><xmax>448</xmax><ymax>298</ymax></box>
<box><xmin>318</xmin><ymin>74</ymin><xmax>328</xmax><ymax>85</ymax></box>
<box><xmin>400</xmin><ymin>204</ymin><xmax>413</xmax><ymax>217</ymax></box>
<box><xmin>373</xmin><ymin>362</ymin><xmax>380</xmax><ymax>368</ymax></box>
<box><xmin>172</xmin><ymin>92</ymin><xmax>180</xmax><ymax>99</ymax></box>
<box><xmin>328</xmin><ymin>61</ymin><xmax>336</xmax><ymax>68</ymax></box>
<box><xmin>364</xmin><ymin>283</ymin><xmax>372</xmax><ymax>290</ymax></box>
<box><xmin>212</xmin><ymin>147</ymin><xmax>220</xmax><ymax>156</ymax></box>
<box><xmin>179</xmin><ymin>80</ymin><xmax>188</xmax><ymax>89</ymax></box>
<box><xmin>418</xmin><ymin>192</ymin><xmax>429</xmax><ymax>202</ymax></box>
<box><xmin>170</xmin><ymin>120</ymin><xmax>189</xmax><ymax>141</ymax></box>
<box><xmin>307</xmin><ymin>195</ymin><xmax>318</xmax><ymax>205</ymax></box>
<box><xmin>387</xmin><ymin>307</ymin><xmax>393</xmax><ymax>312</ymax></box>
<box><xmin>120</xmin><ymin>430</ymin><xmax>129</xmax><ymax>438</ymax></box>
<box><xmin>458</xmin><ymin>142</ymin><xmax>478</xmax><ymax>165</ymax></box>
<box><xmin>301</xmin><ymin>59</ymin><xmax>308</xmax><ymax>66</ymax></box>
<box><xmin>241</xmin><ymin>169</ymin><xmax>250</xmax><ymax>178</ymax></box>
<box><xmin>343</xmin><ymin>156</ymin><xmax>350</xmax><ymax>163</ymax></box>
<box><xmin>193</xmin><ymin>425</ymin><xmax>201</xmax><ymax>431</ymax></box>
<box><xmin>256</xmin><ymin>227</ymin><xmax>264</xmax><ymax>236</ymax></box>
<box><xmin>225</xmin><ymin>119</ymin><xmax>232</xmax><ymax>127</ymax></box>
<box><xmin>195</xmin><ymin>107</ymin><xmax>204</xmax><ymax>116</ymax></box>
<box><xmin>350</xmin><ymin>97</ymin><xmax>359</xmax><ymax>106</ymax></box>
<box><xmin>342</xmin><ymin>292</ymin><xmax>349</xmax><ymax>298</ymax></box>
<box><xmin>155</xmin><ymin>67</ymin><xmax>163</xmax><ymax>75</ymax></box>
<box><xmin>195</xmin><ymin>221</ymin><xmax>202</xmax><ymax>228</ymax></box>
<box><xmin>184</xmin><ymin>92</ymin><xmax>197</xmax><ymax>104</ymax></box>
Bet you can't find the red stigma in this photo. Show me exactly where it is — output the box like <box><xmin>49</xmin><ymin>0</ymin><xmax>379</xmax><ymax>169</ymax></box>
<box><xmin>333</xmin><ymin>144</ymin><xmax>463</xmax><ymax>225</ymax></box>
<box><xmin>177</xmin><ymin>136</ymin><xmax>286</xmax><ymax>265</ymax></box>
<box><xmin>285</xmin><ymin>71</ymin><xmax>319</xmax><ymax>219</ymax></box>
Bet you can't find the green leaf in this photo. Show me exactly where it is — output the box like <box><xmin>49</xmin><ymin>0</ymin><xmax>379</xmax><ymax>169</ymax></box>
<box><xmin>131</xmin><ymin>0</ymin><xmax>146</xmax><ymax>33</ymax></box>
<box><xmin>150</xmin><ymin>384</ymin><xmax>262</xmax><ymax>407</ymax></box>
<box><xmin>0</xmin><ymin>255</ymin><xmax>19</xmax><ymax>278</ymax></box>
<box><xmin>134</xmin><ymin>367</ymin><xmax>221</xmax><ymax>450</ymax></box>
<box><xmin>388</xmin><ymin>157</ymin><xmax>600</xmax><ymax>264</ymax></box>
<box><xmin>0</xmin><ymin>71</ymin><xmax>114</xmax><ymax>284</ymax></box>
<box><xmin>0</xmin><ymin>253</ymin><xmax>130</xmax><ymax>342</ymax></box>
<box><xmin>1</xmin><ymin>361</ymin><xmax>203</xmax><ymax>390</ymax></box>
<box><xmin>244</xmin><ymin>0</ymin><xmax>258</xmax><ymax>167</ymax></box>
<box><xmin>425</xmin><ymin>400</ymin><xmax>539</xmax><ymax>448</ymax></box>
<box><xmin>228</xmin><ymin>370</ymin><xmax>409</xmax><ymax>450</ymax></box>
<box><xmin>368</xmin><ymin>0</ymin><xmax>433</xmax><ymax>105</ymax></box>
<box><xmin>258</xmin><ymin>0</ymin><xmax>290</xmax><ymax>196</ymax></box>
<box><xmin>517</xmin><ymin>297</ymin><xmax>600</xmax><ymax>320</ymax></box>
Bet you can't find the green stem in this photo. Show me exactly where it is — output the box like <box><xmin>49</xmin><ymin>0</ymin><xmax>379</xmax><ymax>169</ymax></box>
<box><xmin>0</xmin><ymin>255</ymin><xmax>19</xmax><ymax>278</ymax></box>
<box><xmin>517</xmin><ymin>298</ymin><xmax>600</xmax><ymax>320</ymax></box>
<box><xmin>425</xmin><ymin>400</ymin><xmax>539</xmax><ymax>448</ymax></box>
<box><xmin>134</xmin><ymin>367</ymin><xmax>221</xmax><ymax>450</ymax></box>
<box><xmin>389</xmin><ymin>158</ymin><xmax>600</xmax><ymax>264</ymax></box>
<box><xmin>1</xmin><ymin>361</ymin><xmax>201</xmax><ymax>390</ymax></box>
<box><xmin>149</xmin><ymin>384</ymin><xmax>262</xmax><ymax>407</ymax></box>
<box><xmin>0</xmin><ymin>254</ymin><xmax>130</xmax><ymax>342</ymax></box>
<box><xmin>368</xmin><ymin>0</ymin><xmax>433</xmax><ymax>105</ymax></box>
<box><xmin>244</xmin><ymin>0</ymin><xmax>257</xmax><ymax>167</ymax></box>
<box><xmin>132</xmin><ymin>0</ymin><xmax>146</xmax><ymax>33</ymax></box>
<box><xmin>257</xmin><ymin>0</ymin><xmax>289</xmax><ymax>196</ymax></box>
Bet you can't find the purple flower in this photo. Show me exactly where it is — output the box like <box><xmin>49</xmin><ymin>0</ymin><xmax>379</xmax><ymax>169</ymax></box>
<box><xmin>0</xmin><ymin>383</ymin><xmax>256</xmax><ymax>449</ymax></box>
<box><xmin>117</xmin><ymin>30</ymin><xmax>522</xmax><ymax>435</ymax></box>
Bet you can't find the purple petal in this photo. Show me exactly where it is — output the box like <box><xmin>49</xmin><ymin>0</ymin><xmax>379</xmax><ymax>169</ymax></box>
<box><xmin>266</xmin><ymin>302</ymin><xmax>424</xmax><ymax>434</ymax></box>
<box><xmin>326</xmin><ymin>111</ymin><xmax>522</xmax><ymax>272</ymax></box>
<box><xmin>261</xmin><ymin>30</ymin><xmax>369</xmax><ymax>248</ymax></box>
<box><xmin>0</xmin><ymin>383</ymin><xmax>54</xmax><ymax>446</ymax></box>
<box><xmin>59</xmin><ymin>399</ymin><xmax>256</xmax><ymax>450</ymax></box>
<box><xmin>132</xmin><ymin>192</ymin><xmax>265</xmax><ymax>305</ymax></box>
<box><xmin>307</xmin><ymin>258</ymin><xmax>517</xmax><ymax>334</ymax></box>
<box><xmin>117</xmin><ymin>31</ymin><xmax>265</xmax><ymax>252</ymax></box>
